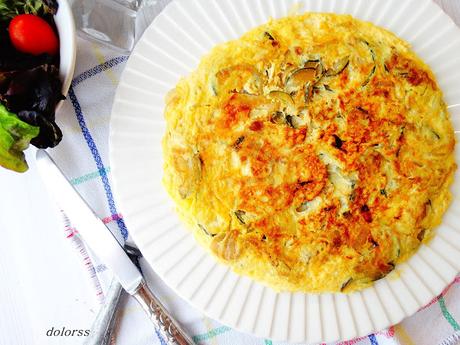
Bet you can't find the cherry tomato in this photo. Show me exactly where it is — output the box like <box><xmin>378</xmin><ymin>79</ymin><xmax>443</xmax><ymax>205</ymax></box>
<box><xmin>8</xmin><ymin>14</ymin><xmax>59</xmax><ymax>56</ymax></box>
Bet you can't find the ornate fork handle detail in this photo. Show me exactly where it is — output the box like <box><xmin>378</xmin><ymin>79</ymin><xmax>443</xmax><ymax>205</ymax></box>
<box><xmin>132</xmin><ymin>282</ymin><xmax>195</xmax><ymax>345</ymax></box>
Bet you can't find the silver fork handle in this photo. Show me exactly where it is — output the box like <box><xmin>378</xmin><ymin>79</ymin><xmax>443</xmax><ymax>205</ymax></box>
<box><xmin>132</xmin><ymin>281</ymin><xmax>195</xmax><ymax>345</ymax></box>
<box><xmin>85</xmin><ymin>279</ymin><xmax>124</xmax><ymax>345</ymax></box>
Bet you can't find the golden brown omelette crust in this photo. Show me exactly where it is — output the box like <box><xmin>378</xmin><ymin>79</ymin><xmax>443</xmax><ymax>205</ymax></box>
<box><xmin>162</xmin><ymin>14</ymin><xmax>457</xmax><ymax>292</ymax></box>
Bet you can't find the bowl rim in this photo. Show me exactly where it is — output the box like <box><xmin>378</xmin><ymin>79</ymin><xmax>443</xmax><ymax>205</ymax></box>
<box><xmin>55</xmin><ymin>0</ymin><xmax>76</xmax><ymax>99</ymax></box>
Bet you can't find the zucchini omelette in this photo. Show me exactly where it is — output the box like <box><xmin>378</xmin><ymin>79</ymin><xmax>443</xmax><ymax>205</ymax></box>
<box><xmin>162</xmin><ymin>13</ymin><xmax>456</xmax><ymax>292</ymax></box>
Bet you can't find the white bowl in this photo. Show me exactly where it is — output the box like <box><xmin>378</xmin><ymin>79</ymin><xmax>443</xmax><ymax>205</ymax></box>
<box><xmin>54</xmin><ymin>0</ymin><xmax>76</xmax><ymax>99</ymax></box>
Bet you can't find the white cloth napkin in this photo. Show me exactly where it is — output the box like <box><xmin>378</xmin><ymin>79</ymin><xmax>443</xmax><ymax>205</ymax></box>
<box><xmin>52</xmin><ymin>1</ymin><xmax>460</xmax><ymax>344</ymax></box>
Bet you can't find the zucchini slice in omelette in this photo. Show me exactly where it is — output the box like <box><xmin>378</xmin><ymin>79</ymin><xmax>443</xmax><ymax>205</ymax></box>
<box><xmin>162</xmin><ymin>13</ymin><xmax>456</xmax><ymax>292</ymax></box>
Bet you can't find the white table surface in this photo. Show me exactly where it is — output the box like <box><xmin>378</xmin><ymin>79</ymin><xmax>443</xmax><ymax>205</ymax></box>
<box><xmin>0</xmin><ymin>1</ymin><xmax>458</xmax><ymax>345</ymax></box>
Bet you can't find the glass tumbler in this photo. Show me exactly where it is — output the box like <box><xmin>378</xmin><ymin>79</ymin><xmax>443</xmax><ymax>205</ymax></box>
<box><xmin>70</xmin><ymin>0</ymin><xmax>159</xmax><ymax>53</ymax></box>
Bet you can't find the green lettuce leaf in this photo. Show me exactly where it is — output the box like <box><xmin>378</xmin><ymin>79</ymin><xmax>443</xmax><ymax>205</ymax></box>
<box><xmin>0</xmin><ymin>0</ymin><xmax>58</xmax><ymax>21</ymax></box>
<box><xmin>0</xmin><ymin>103</ymin><xmax>39</xmax><ymax>172</ymax></box>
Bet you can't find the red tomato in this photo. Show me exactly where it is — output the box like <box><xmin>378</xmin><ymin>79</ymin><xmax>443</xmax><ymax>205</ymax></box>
<box><xmin>8</xmin><ymin>14</ymin><xmax>59</xmax><ymax>56</ymax></box>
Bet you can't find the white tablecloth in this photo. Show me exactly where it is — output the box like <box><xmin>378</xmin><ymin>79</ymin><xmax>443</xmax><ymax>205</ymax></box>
<box><xmin>0</xmin><ymin>1</ymin><xmax>459</xmax><ymax>345</ymax></box>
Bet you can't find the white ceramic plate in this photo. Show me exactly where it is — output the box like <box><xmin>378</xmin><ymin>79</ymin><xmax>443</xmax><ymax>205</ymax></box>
<box><xmin>109</xmin><ymin>0</ymin><xmax>460</xmax><ymax>343</ymax></box>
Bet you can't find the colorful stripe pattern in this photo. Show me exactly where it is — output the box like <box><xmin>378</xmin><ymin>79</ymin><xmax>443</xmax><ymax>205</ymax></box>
<box><xmin>71</xmin><ymin>56</ymin><xmax>128</xmax><ymax>87</ymax></box>
<box><xmin>101</xmin><ymin>213</ymin><xmax>123</xmax><ymax>225</ymax></box>
<box><xmin>61</xmin><ymin>210</ymin><xmax>105</xmax><ymax>304</ymax></box>
<box><xmin>70</xmin><ymin>167</ymin><xmax>111</xmax><ymax>186</ymax></box>
<box><xmin>68</xmin><ymin>86</ymin><xmax>128</xmax><ymax>240</ymax></box>
<box><xmin>368</xmin><ymin>334</ymin><xmax>379</xmax><ymax>345</ymax></box>
<box><xmin>438</xmin><ymin>296</ymin><xmax>460</xmax><ymax>331</ymax></box>
<box><xmin>155</xmin><ymin>329</ymin><xmax>167</xmax><ymax>345</ymax></box>
<box><xmin>192</xmin><ymin>326</ymin><xmax>231</xmax><ymax>343</ymax></box>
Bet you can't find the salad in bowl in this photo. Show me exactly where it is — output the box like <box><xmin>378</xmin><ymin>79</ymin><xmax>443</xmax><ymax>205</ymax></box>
<box><xmin>0</xmin><ymin>0</ymin><xmax>74</xmax><ymax>172</ymax></box>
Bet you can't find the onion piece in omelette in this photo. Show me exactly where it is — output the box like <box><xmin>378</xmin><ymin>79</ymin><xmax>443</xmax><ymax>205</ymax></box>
<box><xmin>162</xmin><ymin>13</ymin><xmax>457</xmax><ymax>292</ymax></box>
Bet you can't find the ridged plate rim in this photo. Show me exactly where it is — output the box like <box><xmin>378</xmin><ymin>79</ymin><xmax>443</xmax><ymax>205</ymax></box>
<box><xmin>109</xmin><ymin>0</ymin><xmax>460</xmax><ymax>343</ymax></box>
